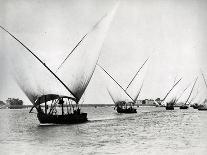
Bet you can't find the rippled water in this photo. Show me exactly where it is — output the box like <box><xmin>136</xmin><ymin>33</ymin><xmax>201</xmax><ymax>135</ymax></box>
<box><xmin>0</xmin><ymin>106</ymin><xmax>207</xmax><ymax>155</ymax></box>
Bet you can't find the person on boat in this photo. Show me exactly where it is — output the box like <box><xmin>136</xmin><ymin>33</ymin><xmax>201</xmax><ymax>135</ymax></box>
<box><xmin>58</xmin><ymin>98</ymin><xmax>64</xmax><ymax>115</ymax></box>
<box><xmin>76</xmin><ymin>107</ymin><xmax>80</xmax><ymax>114</ymax></box>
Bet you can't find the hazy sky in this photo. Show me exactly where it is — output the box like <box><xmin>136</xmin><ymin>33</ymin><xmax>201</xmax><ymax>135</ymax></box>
<box><xmin>0</xmin><ymin>0</ymin><xmax>207</xmax><ymax>105</ymax></box>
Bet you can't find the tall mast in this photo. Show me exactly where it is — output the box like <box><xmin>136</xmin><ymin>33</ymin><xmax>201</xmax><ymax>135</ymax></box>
<box><xmin>185</xmin><ymin>77</ymin><xmax>198</xmax><ymax>105</ymax></box>
<box><xmin>56</xmin><ymin>33</ymin><xmax>88</xmax><ymax>71</ymax></box>
<box><xmin>97</xmin><ymin>64</ymin><xmax>136</xmax><ymax>103</ymax></box>
<box><xmin>0</xmin><ymin>26</ymin><xmax>78</xmax><ymax>101</ymax></box>
<box><xmin>134</xmin><ymin>79</ymin><xmax>144</xmax><ymax>101</ymax></box>
<box><xmin>176</xmin><ymin>82</ymin><xmax>191</xmax><ymax>102</ymax></box>
<box><xmin>201</xmin><ymin>72</ymin><xmax>207</xmax><ymax>90</ymax></box>
<box><xmin>125</xmin><ymin>57</ymin><xmax>149</xmax><ymax>91</ymax></box>
<box><xmin>161</xmin><ymin>77</ymin><xmax>182</xmax><ymax>104</ymax></box>
<box><xmin>188</xmin><ymin>89</ymin><xmax>199</xmax><ymax>104</ymax></box>
<box><xmin>56</xmin><ymin>14</ymin><xmax>107</xmax><ymax>72</ymax></box>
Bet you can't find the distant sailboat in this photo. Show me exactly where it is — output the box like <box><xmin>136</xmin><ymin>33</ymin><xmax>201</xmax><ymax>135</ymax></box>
<box><xmin>198</xmin><ymin>72</ymin><xmax>207</xmax><ymax>111</ymax></box>
<box><xmin>161</xmin><ymin>77</ymin><xmax>182</xmax><ymax>110</ymax></box>
<box><xmin>179</xmin><ymin>77</ymin><xmax>198</xmax><ymax>109</ymax></box>
<box><xmin>0</xmin><ymin>2</ymin><xmax>118</xmax><ymax>124</ymax></box>
<box><xmin>98</xmin><ymin>57</ymin><xmax>149</xmax><ymax>113</ymax></box>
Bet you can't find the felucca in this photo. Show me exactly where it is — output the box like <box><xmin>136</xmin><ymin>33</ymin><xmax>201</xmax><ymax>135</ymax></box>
<box><xmin>98</xmin><ymin>57</ymin><xmax>149</xmax><ymax>113</ymax></box>
<box><xmin>0</xmin><ymin>2</ymin><xmax>118</xmax><ymax>124</ymax></box>
<box><xmin>198</xmin><ymin>72</ymin><xmax>207</xmax><ymax>111</ymax></box>
<box><xmin>179</xmin><ymin>77</ymin><xmax>198</xmax><ymax>109</ymax></box>
<box><xmin>160</xmin><ymin>78</ymin><xmax>182</xmax><ymax>110</ymax></box>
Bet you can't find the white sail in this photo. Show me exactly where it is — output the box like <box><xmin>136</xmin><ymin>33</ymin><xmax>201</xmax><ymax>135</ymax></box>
<box><xmin>1</xmin><ymin>30</ymin><xmax>71</xmax><ymax>104</ymax></box>
<box><xmin>57</xmin><ymin>3</ymin><xmax>119</xmax><ymax>102</ymax></box>
<box><xmin>126</xmin><ymin>58</ymin><xmax>149</xmax><ymax>101</ymax></box>
<box><xmin>102</xmin><ymin>57</ymin><xmax>149</xmax><ymax>104</ymax></box>
<box><xmin>162</xmin><ymin>78</ymin><xmax>182</xmax><ymax>106</ymax></box>
<box><xmin>0</xmin><ymin>2</ymin><xmax>119</xmax><ymax>104</ymax></box>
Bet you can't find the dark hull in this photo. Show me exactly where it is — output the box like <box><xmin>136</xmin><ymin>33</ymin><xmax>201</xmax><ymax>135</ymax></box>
<box><xmin>193</xmin><ymin>106</ymin><xmax>199</xmax><ymax>109</ymax></box>
<box><xmin>180</xmin><ymin>105</ymin><xmax>188</xmax><ymax>109</ymax></box>
<box><xmin>37</xmin><ymin>113</ymin><xmax>88</xmax><ymax>124</ymax></box>
<box><xmin>116</xmin><ymin>107</ymin><xmax>137</xmax><ymax>113</ymax></box>
<box><xmin>197</xmin><ymin>105</ymin><xmax>207</xmax><ymax>111</ymax></box>
<box><xmin>166</xmin><ymin>106</ymin><xmax>174</xmax><ymax>110</ymax></box>
<box><xmin>198</xmin><ymin>108</ymin><xmax>207</xmax><ymax>111</ymax></box>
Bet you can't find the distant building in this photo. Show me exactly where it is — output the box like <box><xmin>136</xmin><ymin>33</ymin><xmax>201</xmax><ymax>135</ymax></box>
<box><xmin>6</xmin><ymin>98</ymin><xmax>23</xmax><ymax>109</ymax></box>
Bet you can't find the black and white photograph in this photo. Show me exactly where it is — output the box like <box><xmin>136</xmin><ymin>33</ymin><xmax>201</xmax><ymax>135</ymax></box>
<box><xmin>0</xmin><ymin>0</ymin><xmax>207</xmax><ymax>154</ymax></box>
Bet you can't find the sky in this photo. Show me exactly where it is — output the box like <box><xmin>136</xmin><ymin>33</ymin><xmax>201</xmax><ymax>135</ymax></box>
<box><xmin>0</xmin><ymin>0</ymin><xmax>207</xmax><ymax>105</ymax></box>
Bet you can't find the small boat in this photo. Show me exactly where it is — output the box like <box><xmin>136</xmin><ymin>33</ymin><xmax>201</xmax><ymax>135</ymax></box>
<box><xmin>116</xmin><ymin>106</ymin><xmax>137</xmax><ymax>113</ymax></box>
<box><xmin>192</xmin><ymin>103</ymin><xmax>199</xmax><ymax>109</ymax></box>
<box><xmin>198</xmin><ymin>105</ymin><xmax>207</xmax><ymax>111</ymax></box>
<box><xmin>160</xmin><ymin>77</ymin><xmax>182</xmax><ymax>110</ymax></box>
<box><xmin>198</xmin><ymin>73</ymin><xmax>207</xmax><ymax>111</ymax></box>
<box><xmin>34</xmin><ymin>94</ymin><xmax>87</xmax><ymax>124</ymax></box>
<box><xmin>198</xmin><ymin>99</ymin><xmax>207</xmax><ymax>111</ymax></box>
<box><xmin>180</xmin><ymin>77</ymin><xmax>198</xmax><ymax>110</ymax></box>
<box><xmin>166</xmin><ymin>99</ymin><xmax>175</xmax><ymax>110</ymax></box>
<box><xmin>179</xmin><ymin>104</ymin><xmax>189</xmax><ymax>109</ymax></box>
<box><xmin>98</xmin><ymin>58</ymin><xmax>149</xmax><ymax>114</ymax></box>
<box><xmin>114</xmin><ymin>101</ymin><xmax>137</xmax><ymax>113</ymax></box>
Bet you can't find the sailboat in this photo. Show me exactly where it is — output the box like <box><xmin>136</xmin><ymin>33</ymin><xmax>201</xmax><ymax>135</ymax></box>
<box><xmin>98</xmin><ymin>57</ymin><xmax>149</xmax><ymax>113</ymax></box>
<box><xmin>189</xmin><ymin>89</ymin><xmax>200</xmax><ymax>109</ymax></box>
<box><xmin>198</xmin><ymin>72</ymin><xmax>207</xmax><ymax>111</ymax></box>
<box><xmin>160</xmin><ymin>77</ymin><xmax>182</xmax><ymax>110</ymax></box>
<box><xmin>0</xmin><ymin>3</ymin><xmax>118</xmax><ymax>124</ymax></box>
<box><xmin>179</xmin><ymin>77</ymin><xmax>198</xmax><ymax>109</ymax></box>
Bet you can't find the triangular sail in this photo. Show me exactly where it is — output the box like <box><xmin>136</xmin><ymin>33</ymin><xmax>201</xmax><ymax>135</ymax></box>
<box><xmin>184</xmin><ymin>77</ymin><xmax>198</xmax><ymax>105</ymax></box>
<box><xmin>126</xmin><ymin>57</ymin><xmax>149</xmax><ymax>101</ymax></box>
<box><xmin>176</xmin><ymin>82</ymin><xmax>191</xmax><ymax>102</ymax></box>
<box><xmin>201</xmin><ymin>72</ymin><xmax>207</xmax><ymax>90</ymax></box>
<box><xmin>97</xmin><ymin>64</ymin><xmax>135</xmax><ymax>102</ymax></box>
<box><xmin>56</xmin><ymin>3</ymin><xmax>119</xmax><ymax>102</ymax></box>
<box><xmin>1</xmin><ymin>2</ymin><xmax>119</xmax><ymax>104</ymax></box>
<box><xmin>125</xmin><ymin>57</ymin><xmax>149</xmax><ymax>91</ymax></box>
<box><xmin>161</xmin><ymin>77</ymin><xmax>182</xmax><ymax>104</ymax></box>
<box><xmin>133</xmin><ymin>79</ymin><xmax>144</xmax><ymax>102</ymax></box>
<box><xmin>189</xmin><ymin>89</ymin><xmax>199</xmax><ymax>104</ymax></box>
<box><xmin>0</xmin><ymin>26</ymin><xmax>73</xmax><ymax>104</ymax></box>
<box><xmin>100</xmin><ymin>57</ymin><xmax>149</xmax><ymax>104</ymax></box>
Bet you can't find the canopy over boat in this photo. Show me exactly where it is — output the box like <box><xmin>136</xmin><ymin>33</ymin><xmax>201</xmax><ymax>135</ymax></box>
<box><xmin>35</xmin><ymin>94</ymin><xmax>76</xmax><ymax>105</ymax></box>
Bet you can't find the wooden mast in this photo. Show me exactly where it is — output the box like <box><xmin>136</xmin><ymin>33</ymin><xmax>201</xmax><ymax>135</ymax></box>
<box><xmin>97</xmin><ymin>64</ymin><xmax>136</xmax><ymax>103</ymax></box>
<box><xmin>161</xmin><ymin>77</ymin><xmax>182</xmax><ymax>104</ymax></box>
<box><xmin>0</xmin><ymin>25</ymin><xmax>78</xmax><ymax>102</ymax></box>
<box><xmin>201</xmin><ymin>72</ymin><xmax>207</xmax><ymax>90</ymax></box>
<box><xmin>184</xmin><ymin>77</ymin><xmax>198</xmax><ymax>105</ymax></box>
<box><xmin>125</xmin><ymin>57</ymin><xmax>149</xmax><ymax>91</ymax></box>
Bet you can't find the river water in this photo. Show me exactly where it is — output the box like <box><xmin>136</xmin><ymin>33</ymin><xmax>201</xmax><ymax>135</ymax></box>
<box><xmin>0</xmin><ymin>106</ymin><xmax>207</xmax><ymax>155</ymax></box>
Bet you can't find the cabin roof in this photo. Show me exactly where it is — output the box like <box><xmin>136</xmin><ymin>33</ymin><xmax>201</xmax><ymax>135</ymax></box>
<box><xmin>35</xmin><ymin>94</ymin><xmax>76</xmax><ymax>105</ymax></box>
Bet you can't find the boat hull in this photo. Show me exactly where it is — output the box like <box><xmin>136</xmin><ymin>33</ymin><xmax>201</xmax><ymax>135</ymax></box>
<box><xmin>116</xmin><ymin>107</ymin><xmax>137</xmax><ymax>113</ymax></box>
<box><xmin>166</xmin><ymin>106</ymin><xmax>174</xmax><ymax>110</ymax></box>
<box><xmin>37</xmin><ymin>113</ymin><xmax>88</xmax><ymax>124</ymax></box>
<box><xmin>198</xmin><ymin>108</ymin><xmax>207</xmax><ymax>111</ymax></box>
<box><xmin>192</xmin><ymin>106</ymin><xmax>199</xmax><ymax>109</ymax></box>
<box><xmin>180</xmin><ymin>105</ymin><xmax>188</xmax><ymax>109</ymax></box>
<box><xmin>197</xmin><ymin>105</ymin><xmax>207</xmax><ymax>111</ymax></box>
